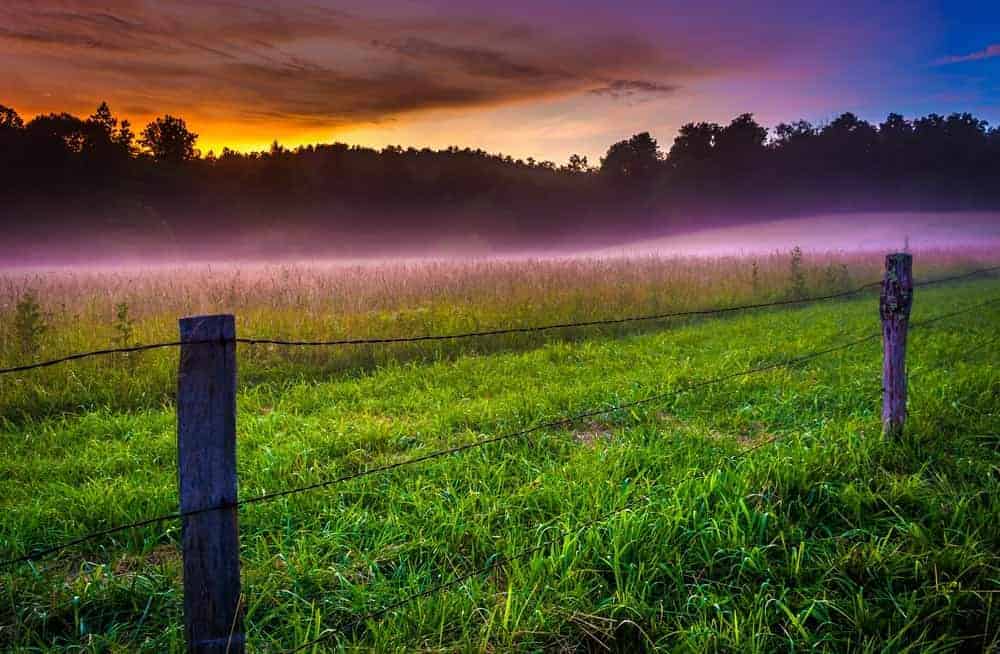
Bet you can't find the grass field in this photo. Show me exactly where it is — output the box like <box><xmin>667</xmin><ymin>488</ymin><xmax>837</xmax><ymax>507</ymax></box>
<box><xmin>0</xmin><ymin>248</ymin><xmax>992</xmax><ymax>420</ymax></box>
<box><xmin>1</xmin><ymin>253</ymin><xmax>999</xmax><ymax>651</ymax></box>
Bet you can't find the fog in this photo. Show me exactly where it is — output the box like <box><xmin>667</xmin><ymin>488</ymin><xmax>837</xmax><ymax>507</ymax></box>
<box><xmin>588</xmin><ymin>212</ymin><xmax>1000</xmax><ymax>258</ymax></box>
<box><xmin>2</xmin><ymin>211</ymin><xmax>998</xmax><ymax>271</ymax></box>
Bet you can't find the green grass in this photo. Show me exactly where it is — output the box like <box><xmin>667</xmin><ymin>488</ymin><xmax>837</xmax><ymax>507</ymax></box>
<box><xmin>1</xmin><ymin>251</ymin><xmax>991</xmax><ymax>420</ymax></box>
<box><xmin>1</xmin><ymin>279</ymin><xmax>999</xmax><ymax>652</ymax></box>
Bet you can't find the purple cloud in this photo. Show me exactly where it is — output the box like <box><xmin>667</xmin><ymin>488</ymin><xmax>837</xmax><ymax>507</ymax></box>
<box><xmin>937</xmin><ymin>44</ymin><xmax>1000</xmax><ymax>65</ymax></box>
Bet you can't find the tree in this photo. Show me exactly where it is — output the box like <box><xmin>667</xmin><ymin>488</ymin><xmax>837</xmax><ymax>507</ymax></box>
<box><xmin>773</xmin><ymin>120</ymin><xmax>815</xmax><ymax>146</ymax></box>
<box><xmin>879</xmin><ymin>113</ymin><xmax>912</xmax><ymax>140</ymax></box>
<box><xmin>819</xmin><ymin>112</ymin><xmax>878</xmax><ymax>169</ymax></box>
<box><xmin>822</xmin><ymin>113</ymin><xmax>878</xmax><ymax>147</ymax></box>
<box><xmin>714</xmin><ymin>113</ymin><xmax>767</xmax><ymax>171</ymax></box>
<box><xmin>83</xmin><ymin>102</ymin><xmax>134</xmax><ymax>160</ymax></box>
<box><xmin>115</xmin><ymin>119</ymin><xmax>136</xmax><ymax>156</ymax></box>
<box><xmin>600</xmin><ymin>132</ymin><xmax>662</xmax><ymax>181</ymax></box>
<box><xmin>89</xmin><ymin>102</ymin><xmax>117</xmax><ymax>136</ymax></box>
<box><xmin>717</xmin><ymin>113</ymin><xmax>767</xmax><ymax>153</ymax></box>
<box><xmin>564</xmin><ymin>153</ymin><xmax>589</xmax><ymax>173</ymax></box>
<box><xmin>24</xmin><ymin>113</ymin><xmax>88</xmax><ymax>154</ymax></box>
<box><xmin>0</xmin><ymin>105</ymin><xmax>24</xmax><ymax>166</ymax></box>
<box><xmin>878</xmin><ymin>113</ymin><xmax>913</xmax><ymax>176</ymax></box>
<box><xmin>0</xmin><ymin>104</ymin><xmax>24</xmax><ymax>131</ymax></box>
<box><xmin>140</xmin><ymin>115</ymin><xmax>198</xmax><ymax>162</ymax></box>
<box><xmin>667</xmin><ymin>122</ymin><xmax>721</xmax><ymax>167</ymax></box>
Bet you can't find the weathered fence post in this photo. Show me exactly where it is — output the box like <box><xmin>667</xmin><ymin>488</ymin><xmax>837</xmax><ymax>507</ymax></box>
<box><xmin>178</xmin><ymin>315</ymin><xmax>244</xmax><ymax>653</ymax></box>
<box><xmin>880</xmin><ymin>253</ymin><xmax>913</xmax><ymax>439</ymax></box>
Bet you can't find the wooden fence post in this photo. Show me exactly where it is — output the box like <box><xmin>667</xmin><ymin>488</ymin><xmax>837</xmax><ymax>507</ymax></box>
<box><xmin>178</xmin><ymin>315</ymin><xmax>244</xmax><ymax>653</ymax></box>
<box><xmin>880</xmin><ymin>253</ymin><xmax>913</xmax><ymax>439</ymax></box>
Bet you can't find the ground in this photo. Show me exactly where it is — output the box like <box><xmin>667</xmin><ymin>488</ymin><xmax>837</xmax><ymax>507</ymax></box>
<box><xmin>1</xmin><ymin>275</ymin><xmax>998</xmax><ymax>652</ymax></box>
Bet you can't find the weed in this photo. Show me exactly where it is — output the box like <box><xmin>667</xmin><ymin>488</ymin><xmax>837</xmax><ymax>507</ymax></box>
<box><xmin>823</xmin><ymin>262</ymin><xmax>851</xmax><ymax>292</ymax></box>
<box><xmin>788</xmin><ymin>246</ymin><xmax>807</xmax><ymax>299</ymax></box>
<box><xmin>112</xmin><ymin>302</ymin><xmax>134</xmax><ymax>349</ymax></box>
<box><xmin>13</xmin><ymin>289</ymin><xmax>46</xmax><ymax>358</ymax></box>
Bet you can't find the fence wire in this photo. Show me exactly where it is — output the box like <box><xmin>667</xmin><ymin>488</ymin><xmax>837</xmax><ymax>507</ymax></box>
<box><xmin>2</xmin><ymin>264</ymin><xmax>996</xmax><ymax>377</ymax></box>
<box><xmin>235</xmin><ymin>265</ymin><xmax>1000</xmax><ymax>348</ymax></box>
<box><xmin>5</xmin><ymin>295</ymin><xmax>996</xmax><ymax>570</ymax></box>
<box><xmin>0</xmin><ymin>336</ymin><xmax>875</xmax><ymax>568</ymax></box>
<box><xmin>282</xmin><ymin>426</ymin><xmax>793</xmax><ymax>653</ymax></box>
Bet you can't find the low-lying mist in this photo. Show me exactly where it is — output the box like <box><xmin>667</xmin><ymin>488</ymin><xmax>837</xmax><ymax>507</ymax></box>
<box><xmin>589</xmin><ymin>211</ymin><xmax>1000</xmax><ymax>257</ymax></box>
<box><xmin>3</xmin><ymin>210</ymin><xmax>998</xmax><ymax>269</ymax></box>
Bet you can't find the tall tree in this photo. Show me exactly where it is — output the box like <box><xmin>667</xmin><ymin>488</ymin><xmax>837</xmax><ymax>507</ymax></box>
<box><xmin>88</xmin><ymin>102</ymin><xmax>117</xmax><ymax>136</ymax></box>
<box><xmin>773</xmin><ymin>120</ymin><xmax>816</xmax><ymax>146</ymax></box>
<box><xmin>600</xmin><ymin>132</ymin><xmax>662</xmax><ymax>181</ymax></box>
<box><xmin>141</xmin><ymin>115</ymin><xmax>198</xmax><ymax>162</ymax></box>
<box><xmin>24</xmin><ymin>113</ymin><xmax>88</xmax><ymax>155</ymax></box>
<box><xmin>714</xmin><ymin>113</ymin><xmax>767</xmax><ymax>171</ymax></box>
<box><xmin>667</xmin><ymin>122</ymin><xmax>721</xmax><ymax>167</ymax></box>
<box><xmin>819</xmin><ymin>112</ymin><xmax>878</xmax><ymax>170</ymax></box>
<box><xmin>0</xmin><ymin>104</ymin><xmax>24</xmax><ymax>131</ymax></box>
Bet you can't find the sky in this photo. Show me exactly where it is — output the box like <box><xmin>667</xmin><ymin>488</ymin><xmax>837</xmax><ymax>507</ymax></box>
<box><xmin>1</xmin><ymin>0</ymin><xmax>998</xmax><ymax>163</ymax></box>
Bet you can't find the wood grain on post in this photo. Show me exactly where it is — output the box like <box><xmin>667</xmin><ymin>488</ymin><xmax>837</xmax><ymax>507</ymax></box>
<box><xmin>177</xmin><ymin>315</ymin><xmax>244</xmax><ymax>654</ymax></box>
<box><xmin>880</xmin><ymin>253</ymin><xmax>913</xmax><ymax>439</ymax></box>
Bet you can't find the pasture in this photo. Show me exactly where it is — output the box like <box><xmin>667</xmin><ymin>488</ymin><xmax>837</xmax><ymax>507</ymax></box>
<box><xmin>1</xmin><ymin>250</ymin><xmax>998</xmax><ymax>652</ymax></box>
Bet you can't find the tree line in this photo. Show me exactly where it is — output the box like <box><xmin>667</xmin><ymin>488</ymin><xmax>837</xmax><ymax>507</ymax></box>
<box><xmin>1</xmin><ymin>102</ymin><xmax>998</xmax><ymax>257</ymax></box>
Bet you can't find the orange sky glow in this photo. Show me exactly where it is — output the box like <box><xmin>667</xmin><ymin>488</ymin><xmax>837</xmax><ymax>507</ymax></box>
<box><xmin>2</xmin><ymin>0</ymin><xmax>998</xmax><ymax>162</ymax></box>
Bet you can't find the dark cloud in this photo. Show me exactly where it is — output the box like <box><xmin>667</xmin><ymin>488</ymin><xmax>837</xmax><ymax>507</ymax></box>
<box><xmin>377</xmin><ymin>37</ymin><xmax>563</xmax><ymax>82</ymax></box>
<box><xmin>0</xmin><ymin>1</ymin><xmax>722</xmax><ymax>126</ymax></box>
<box><xmin>588</xmin><ymin>79</ymin><xmax>679</xmax><ymax>99</ymax></box>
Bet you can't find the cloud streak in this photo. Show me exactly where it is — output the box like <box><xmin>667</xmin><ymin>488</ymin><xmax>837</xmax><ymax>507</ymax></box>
<box><xmin>588</xmin><ymin>79</ymin><xmax>678</xmax><ymax>100</ymax></box>
<box><xmin>937</xmin><ymin>44</ymin><xmax>1000</xmax><ymax>65</ymax></box>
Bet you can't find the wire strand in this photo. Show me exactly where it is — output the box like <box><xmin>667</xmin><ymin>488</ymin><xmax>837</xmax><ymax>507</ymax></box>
<box><xmin>282</xmin><ymin>297</ymin><xmax>1000</xmax><ymax>653</ymax></box>
<box><xmin>241</xmin><ymin>265</ymin><xmax>1000</xmax><ymax>348</ymax></box>
<box><xmin>235</xmin><ymin>280</ymin><xmax>884</xmax><ymax>347</ymax></box>
<box><xmin>0</xmin><ymin>341</ymin><xmax>188</xmax><ymax>375</ymax></box>
<box><xmin>1</xmin><ymin>295</ymin><xmax>996</xmax><ymax>570</ymax></box>
<box><xmin>2</xmin><ymin>264</ymin><xmax>996</xmax><ymax>376</ymax></box>
<box><xmin>0</xmin><ymin>325</ymin><xmax>883</xmax><ymax>569</ymax></box>
<box><xmin>283</xmin><ymin>427</ymin><xmax>789</xmax><ymax>653</ymax></box>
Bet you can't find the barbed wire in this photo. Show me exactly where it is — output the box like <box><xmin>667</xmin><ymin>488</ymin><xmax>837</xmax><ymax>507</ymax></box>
<box><xmin>0</xmin><ymin>324</ymin><xmax>882</xmax><ymax>569</ymax></box>
<box><xmin>0</xmin><ymin>282</ymin><xmax>880</xmax><ymax>376</ymax></box>
<box><xmin>914</xmin><ymin>264</ymin><xmax>1000</xmax><ymax>287</ymax></box>
<box><xmin>235</xmin><ymin>280</ymin><xmax>884</xmax><ymax>347</ymax></box>
<box><xmin>2</xmin><ymin>264</ymin><xmax>996</xmax><ymax>377</ymax></box>
<box><xmin>0</xmin><ymin>340</ymin><xmax>188</xmax><ymax>375</ymax></box>
<box><xmin>283</xmin><ymin>304</ymin><xmax>1000</xmax><ymax>651</ymax></box>
<box><xmin>1</xmin><ymin>294</ymin><xmax>997</xmax><ymax>570</ymax></box>
<box><xmin>282</xmin><ymin>426</ymin><xmax>795</xmax><ymax>652</ymax></box>
<box><xmin>237</xmin><ymin>265</ymin><xmax>1000</xmax><ymax>348</ymax></box>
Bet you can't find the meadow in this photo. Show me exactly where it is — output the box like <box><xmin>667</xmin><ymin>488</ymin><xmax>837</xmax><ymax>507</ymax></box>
<box><xmin>0</xmin><ymin>248</ymin><xmax>998</xmax><ymax>652</ymax></box>
<box><xmin>0</xmin><ymin>248</ymin><xmax>992</xmax><ymax>420</ymax></box>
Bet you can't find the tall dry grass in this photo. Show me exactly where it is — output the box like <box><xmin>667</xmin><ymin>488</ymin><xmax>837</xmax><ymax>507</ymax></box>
<box><xmin>0</xmin><ymin>247</ymin><xmax>995</xmax><ymax>420</ymax></box>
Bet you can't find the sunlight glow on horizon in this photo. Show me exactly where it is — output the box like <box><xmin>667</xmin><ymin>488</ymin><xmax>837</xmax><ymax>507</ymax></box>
<box><xmin>2</xmin><ymin>1</ymin><xmax>998</xmax><ymax>163</ymax></box>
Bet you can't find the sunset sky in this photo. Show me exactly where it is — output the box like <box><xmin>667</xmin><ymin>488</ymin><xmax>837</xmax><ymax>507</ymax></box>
<box><xmin>1</xmin><ymin>1</ymin><xmax>998</xmax><ymax>162</ymax></box>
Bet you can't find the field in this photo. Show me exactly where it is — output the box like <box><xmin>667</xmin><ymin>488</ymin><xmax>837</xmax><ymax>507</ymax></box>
<box><xmin>1</xmin><ymin>249</ymin><xmax>999</xmax><ymax>652</ymax></box>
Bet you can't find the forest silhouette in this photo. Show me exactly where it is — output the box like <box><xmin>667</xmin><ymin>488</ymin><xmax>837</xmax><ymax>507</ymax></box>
<box><xmin>2</xmin><ymin>102</ymin><xmax>999</xmax><ymax>260</ymax></box>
